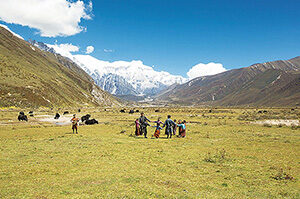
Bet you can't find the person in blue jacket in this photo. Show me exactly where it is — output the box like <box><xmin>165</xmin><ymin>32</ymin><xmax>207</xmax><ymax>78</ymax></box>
<box><xmin>163</xmin><ymin>115</ymin><xmax>176</xmax><ymax>138</ymax></box>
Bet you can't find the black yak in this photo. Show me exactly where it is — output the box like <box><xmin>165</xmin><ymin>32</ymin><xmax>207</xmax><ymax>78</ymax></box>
<box><xmin>63</xmin><ymin>111</ymin><xmax>69</xmax><ymax>115</ymax></box>
<box><xmin>18</xmin><ymin>112</ymin><xmax>28</xmax><ymax>121</ymax></box>
<box><xmin>85</xmin><ymin>119</ymin><xmax>98</xmax><ymax>125</ymax></box>
<box><xmin>81</xmin><ymin>114</ymin><xmax>91</xmax><ymax>122</ymax></box>
<box><xmin>129</xmin><ymin>110</ymin><xmax>134</xmax><ymax>114</ymax></box>
<box><xmin>54</xmin><ymin>113</ymin><xmax>60</xmax><ymax>119</ymax></box>
<box><xmin>120</xmin><ymin>109</ymin><xmax>125</xmax><ymax>113</ymax></box>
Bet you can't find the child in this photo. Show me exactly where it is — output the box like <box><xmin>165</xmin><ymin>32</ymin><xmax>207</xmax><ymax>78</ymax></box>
<box><xmin>172</xmin><ymin>119</ymin><xmax>177</xmax><ymax>135</ymax></box>
<box><xmin>177</xmin><ymin>120</ymin><xmax>182</xmax><ymax>137</ymax></box>
<box><xmin>152</xmin><ymin>117</ymin><xmax>163</xmax><ymax>138</ymax></box>
<box><xmin>135</xmin><ymin>119</ymin><xmax>140</xmax><ymax>136</ymax></box>
<box><xmin>153</xmin><ymin>124</ymin><xmax>163</xmax><ymax>138</ymax></box>
<box><xmin>177</xmin><ymin>120</ymin><xmax>186</xmax><ymax>138</ymax></box>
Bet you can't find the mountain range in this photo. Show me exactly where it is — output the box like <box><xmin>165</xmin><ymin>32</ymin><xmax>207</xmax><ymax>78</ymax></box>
<box><xmin>0</xmin><ymin>26</ymin><xmax>120</xmax><ymax>108</ymax></box>
<box><xmin>40</xmin><ymin>43</ymin><xmax>187</xmax><ymax>98</ymax></box>
<box><xmin>1</xmin><ymin>24</ymin><xmax>299</xmax><ymax>108</ymax></box>
<box><xmin>155</xmin><ymin>57</ymin><xmax>300</xmax><ymax>106</ymax></box>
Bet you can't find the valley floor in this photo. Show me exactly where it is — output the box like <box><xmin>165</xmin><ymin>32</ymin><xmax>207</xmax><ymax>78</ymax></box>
<box><xmin>0</xmin><ymin>108</ymin><xmax>299</xmax><ymax>198</ymax></box>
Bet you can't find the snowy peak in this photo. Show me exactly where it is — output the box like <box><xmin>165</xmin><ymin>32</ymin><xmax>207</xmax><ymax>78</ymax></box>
<box><xmin>26</xmin><ymin>41</ymin><xmax>187</xmax><ymax>97</ymax></box>
<box><xmin>73</xmin><ymin>54</ymin><xmax>187</xmax><ymax>96</ymax></box>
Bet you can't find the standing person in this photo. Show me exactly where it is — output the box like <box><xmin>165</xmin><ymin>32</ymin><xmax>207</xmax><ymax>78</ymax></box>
<box><xmin>172</xmin><ymin>119</ymin><xmax>177</xmax><ymax>136</ymax></box>
<box><xmin>177</xmin><ymin>120</ymin><xmax>186</xmax><ymax>138</ymax></box>
<box><xmin>152</xmin><ymin>117</ymin><xmax>163</xmax><ymax>138</ymax></box>
<box><xmin>152</xmin><ymin>123</ymin><xmax>163</xmax><ymax>138</ymax></box>
<box><xmin>163</xmin><ymin>115</ymin><xmax>176</xmax><ymax>139</ymax></box>
<box><xmin>177</xmin><ymin>120</ymin><xmax>182</xmax><ymax>137</ymax></box>
<box><xmin>135</xmin><ymin>119</ymin><xmax>140</xmax><ymax>136</ymax></box>
<box><xmin>139</xmin><ymin>112</ymin><xmax>151</xmax><ymax>138</ymax></box>
<box><xmin>71</xmin><ymin>114</ymin><xmax>79</xmax><ymax>134</ymax></box>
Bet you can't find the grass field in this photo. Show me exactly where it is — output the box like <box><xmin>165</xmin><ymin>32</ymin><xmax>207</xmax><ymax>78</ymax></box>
<box><xmin>0</xmin><ymin>107</ymin><xmax>299</xmax><ymax>198</ymax></box>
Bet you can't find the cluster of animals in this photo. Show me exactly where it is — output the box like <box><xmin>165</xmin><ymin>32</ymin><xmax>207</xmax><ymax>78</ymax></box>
<box><xmin>120</xmin><ymin>109</ymin><xmax>139</xmax><ymax>113</ymax></box>
<box><xmin>17</xmin><ymin>110</ymin><xmax>98</xmax><ymax>126</ymax></box>
<box><xmin>135</xmin><ymin>113</ymin><xmax>187</xmax><ymax>139</ymax></box>
<box><xmin>17</xmin><ymin>111</ymin><xmax>35</xmax><ymax>121</ymax></box>
<box><xmin>53</xmin><ymin>112</ymin><xmax>98</xmax><ymax>125</ymax></box>
<box><xmin>17</xmin><ymin>111</ymin><xmax>28</xmax><ymax>121</ymax></box>
<box><xmin>257</xmin><ymin>110</ymin><xmax>268</xmax><ymax>114</ymax></box>
<box><xmin>80</xmin><ymin>114</ymin><xmax>98</xmax><ymax>125</ymax></box>
<box><xmin>120</xmin><ymin>109</ymin><xmax>160</xmax><ymax>114</ymax></box>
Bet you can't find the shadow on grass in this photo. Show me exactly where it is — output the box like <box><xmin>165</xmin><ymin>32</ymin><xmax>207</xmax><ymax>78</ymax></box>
<box><xmin>65</xmin><ymin>132</ymin><xmax>76</xmax><ymax>134</ymax></box>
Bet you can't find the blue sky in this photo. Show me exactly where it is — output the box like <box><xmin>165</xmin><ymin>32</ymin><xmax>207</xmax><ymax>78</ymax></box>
<box><xmin>1</xmin><ymin>0</ymin><xmax>300</xmax><ymax>77</ymax></box>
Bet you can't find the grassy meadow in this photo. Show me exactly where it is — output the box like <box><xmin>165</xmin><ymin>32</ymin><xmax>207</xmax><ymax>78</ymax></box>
<box><xmin>0</xmin><ymin>107</ymin><xmax>299</xmax><ymax>198</ymax></box>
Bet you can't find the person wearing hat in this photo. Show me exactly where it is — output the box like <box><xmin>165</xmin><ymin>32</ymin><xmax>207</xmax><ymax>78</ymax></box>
<box><xmin>138</xmin><ymin>112</ymin><xmax>151</xmax><ymax>138</ymax></box>
<box><xmin>71</xmin><ymin>114</ymin><xmax>79</xmax><ymax>134</ymax></box>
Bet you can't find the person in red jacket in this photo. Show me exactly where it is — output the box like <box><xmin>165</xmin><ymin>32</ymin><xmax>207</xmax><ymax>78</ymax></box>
<box><xmin>71</xmin><ymin>114</ymin><xmax>79</xmax><ymax>134</ymax></box>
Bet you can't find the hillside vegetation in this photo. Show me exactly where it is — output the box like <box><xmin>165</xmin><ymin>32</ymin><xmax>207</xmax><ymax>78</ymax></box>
<box><xmin>0</xmin><ymin>26</ymin><xmax>120</xmax><ymax>108</ymax></box>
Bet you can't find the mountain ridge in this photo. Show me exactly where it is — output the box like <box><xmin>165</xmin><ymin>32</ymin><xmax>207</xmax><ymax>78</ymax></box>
<box><xmin>155</xmin><ymin>56</ymin><xmax>300</xmax><ymax>107</ymax></box>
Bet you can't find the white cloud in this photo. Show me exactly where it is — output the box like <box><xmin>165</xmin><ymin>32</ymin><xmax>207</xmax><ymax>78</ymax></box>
<box><xmin>187</xmin><ymin>62</ymin><xmax>227</xmax><ymax>79</ymax></box>
<box><xmin>104</xmin><ymin>49</ymin><xmax>114</xmax><ymax>53</ymax></box>
<box><xmin>46</xmin><ymin>43</ymin><xmax>79</xmax><ymax>59</ymax></box>
<box><xmin>0</xmin><ymin>0</ymin><xmax>93</xmax><ymax>37</ymax></box>
<box><xmin>59</xmin><ymin>43</ymin><xmax>79</xmax><ymax>52</ymax></box>
<box><xmin>86</xmin><ymin>46</ymin><xmax>94</xmax><ymax>54</ymax></box>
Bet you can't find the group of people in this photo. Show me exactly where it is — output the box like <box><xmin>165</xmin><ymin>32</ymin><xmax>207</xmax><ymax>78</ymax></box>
<box><xmin>135</xmin><ymin>112</ymin><xmax>186</xmax><ymax>139</ymax></box>
<box><xmin>70</xmin><ymin>112</ymin><xmax>187</xmax><ymax>139</ymax></box>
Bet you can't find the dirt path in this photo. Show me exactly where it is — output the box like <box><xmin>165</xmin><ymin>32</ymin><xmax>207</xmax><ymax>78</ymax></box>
<box><xmin>253</xmin><ymin>119</ymin><xmax>299</xmax><ymax>126</ymax></box>
<box><xmin>37</xmin><ymin>114</ymin><xmax>73</xmax><ymax>125</ymax></box>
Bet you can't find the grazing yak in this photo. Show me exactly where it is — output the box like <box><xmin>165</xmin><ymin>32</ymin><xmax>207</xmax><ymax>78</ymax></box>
<box><xmin>18</xmin><ymin>112</ymin><xmax>28</xmax><ymax>121</ymax></box>
<box><xmin>85</xmin><ymin>119</ymin><xmax>98</xmax><ymax>125</ymax></box>
<box><xmin>54</xmin><ymin>113</ymin><xmax>60</xmax><ymax>119</ymax></box>
<box><xmin>63</xmin><ymin>111</ymin><xmax>69</xmax><ymax>115</ymax></box>
<box><xmin>78</xmin><ymin>109</ymin><xmax>81</xmax><ymax>112</ymax></box>
<box><xmin>135</xmin><ymin>110</ymin><xmax>139</xmax><ymax>113</ymax></box>
<box><xmin>120</xmin><ymin>109</ymin><xmax>125</xmax><ymax>113</ymax></box>
<box><xmin>155</xmin><ymin>110</ymin><xmax>160</xmax><ymax>112</ymax></box>
<box><xmin>81</xmin><ymin>114</ymin><xmax>91</xmax><ymax>122</ymax></box>
<box><xmin>129</xmin><ymin>110</ymin><xmax>134</xmax><ymax>114</ymax></box>
<box><xmin>29</xmin><ymin>111</ymin><xmax>33</xmax><ymax>114</ymax></box>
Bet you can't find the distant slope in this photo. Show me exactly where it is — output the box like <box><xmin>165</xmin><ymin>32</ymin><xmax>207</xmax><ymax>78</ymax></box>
<box><xmin>155</xmin><ymin>56</ymin><xmax>300</xmax><ymax>106</ymax></box>
<box><xmin>0</xmin><ymin>26</ymin><xmax>121</xmax><ymax>108</ymax></box>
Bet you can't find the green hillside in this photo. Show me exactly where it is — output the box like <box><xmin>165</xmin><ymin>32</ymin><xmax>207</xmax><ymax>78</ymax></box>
<box><xmin>0</xmin><ymin>26</ymin><xmax>120</xmax><ymax>108</ymax></box>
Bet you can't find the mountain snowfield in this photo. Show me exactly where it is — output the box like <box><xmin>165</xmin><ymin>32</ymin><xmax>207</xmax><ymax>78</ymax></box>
<box><xmin>46</xmin><ymin>43</ymin><xmax>187</xmax><ymax>96</ymax></box>
<box><xmin>73</xmin><ymin>55</ymin><xmax>186</xmax><ymax>95</ymax></box>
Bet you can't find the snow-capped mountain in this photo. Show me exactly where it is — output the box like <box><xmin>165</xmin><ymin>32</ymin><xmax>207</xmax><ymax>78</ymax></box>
<box><xmin>29</xmin><ymin>41</ymin><xmax>187</xmax><ymax>96</ymax></box>
<box><xmin>95</xmin><ymin>73</ymin><xmax>138</xmax><ymax>95</ymax></box>
<box><xmin>73</xmin><ymin>55</ymin><xmax>186</xmax><ymax>96</ymax></box>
